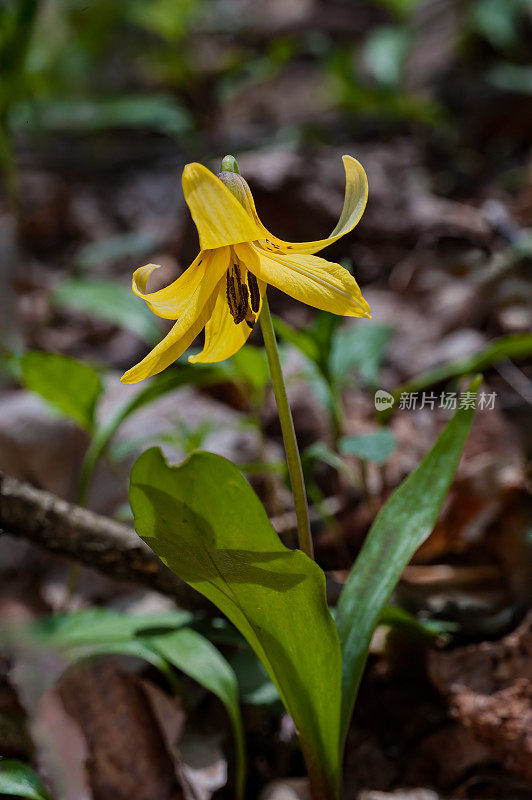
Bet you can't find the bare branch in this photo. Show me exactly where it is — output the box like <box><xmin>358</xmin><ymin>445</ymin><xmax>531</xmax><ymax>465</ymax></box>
<box><xmin>0</xmin><ymin>471</ymin><xmax>211</xmax><ymax>612</ymax></box>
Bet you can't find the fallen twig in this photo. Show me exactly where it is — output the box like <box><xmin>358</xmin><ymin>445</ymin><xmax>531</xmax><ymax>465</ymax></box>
<box><xmin>0</xmin><ymin>471</ymin><xmax>211</xmax><ymax>612</ymax></box>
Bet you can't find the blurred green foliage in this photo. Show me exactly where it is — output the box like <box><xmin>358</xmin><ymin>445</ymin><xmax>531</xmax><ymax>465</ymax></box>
<box><xmin>0</xmin><ymin>0</ymin><xmax>529</xmax><ymax>201</ymax></box>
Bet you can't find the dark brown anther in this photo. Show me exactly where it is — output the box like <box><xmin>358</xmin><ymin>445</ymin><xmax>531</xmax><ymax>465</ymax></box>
<box><xmin>232</xmin><ymin>283</ymin><xmax>249</xmax><ymax>324</ymax></box>
<box><xmin>233</xmin><ymin>262</ymin><xmax>242</xmax><ymax>289</ymax></box>
<box><xmin>247</xmin><ymin>271</ymin><xmax>260</xmax><ymax>313</ymax></box>
<box><xmin>227</xmin><ymin>260</ymin><xmax>255</xmax><ymax>325</ymax></box>
<box><xmin>226</xmin><ymin>269</ymin><xmax>240</xmax><ymax>320</ymax></box>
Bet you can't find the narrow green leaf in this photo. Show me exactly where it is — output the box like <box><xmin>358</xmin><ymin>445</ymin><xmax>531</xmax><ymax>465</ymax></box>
<box><xmin>379</xmin><ymin>605</ymin><xmax>456</xmax><ymax>640</ymax></box>
<box><xmin>339</xmin><ymin>430</ymin><xmax>396</xmax><ymax>463</ymax></box>
<box><xmin>337</xmin><ymin>377</ymin><xmax>480</xmax><ymax>745</ymax></box>
<box><xmin>20</xmin><ymin>351</ymin><xmax>103</xmax><ymax>433</ymax></box>
<box><xmin>31</xmin><ymin>608</ymin><xmax>192</xmax><ymax>648</ymax></box>
<box><xmin>24</xmin><ymin>95</ymin><xmax>192</xmax><ymax>137</ymax></box>
<box><xmin>130</xmin><ymin>449</ymin><xmax>342</xmax><ymax>800</ymax></box>
<box><xmin>78</xmin><ymin>362</ymin><xmax>225</xmax><ymax>503</ymax></box>
<box><xmin>63</xmin><ymin>640</ymin><xmax>182</xmax><ymax>695</ymax></box>
<box><xmin>330</xmin><ymin>324</ymin><xmax>393</xmax><ymax>388</ymax></box>
<box><xmin>393</xmin><ymin>334</ymin><xmax>532</xmax><ymax>398</ymax></box>
<box><xmin>302</xmin><ymin>441</ymin><xmax>357</xmax><ymax>484</ymax></box>
<box><xmin>73</xmin><ymin>232</ymin><xmax>161</xmax><ymax>272</ymax></box>
<box><xmin>272</xmin><ymin>315</ymin><xmax>321</xmax><ymax>363</ymax></box>
<box><xmin>53</xmin><ymin>277</ymin><xmax>162</xmax><ymax>345</ymax></box>
<box><xmin>225</xmin><ymin>345</ymin><xmax>271</xmax><ymax>399</ymax></box>
<box><xmin>0</xmin><ymin>761</ymin><xmax>52</xmax><ymax>800</ymax></box>
<box><xmin>146</xmin><ymin>627</ymin><xmax>246</xmax><ymax>800</ymax></box>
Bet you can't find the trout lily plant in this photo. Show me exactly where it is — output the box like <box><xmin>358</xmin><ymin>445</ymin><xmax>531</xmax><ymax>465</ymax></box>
<box><xmin>121</xmin><ymin>156</ymin><xmax>479</xmax><ymax>800</ymax></box>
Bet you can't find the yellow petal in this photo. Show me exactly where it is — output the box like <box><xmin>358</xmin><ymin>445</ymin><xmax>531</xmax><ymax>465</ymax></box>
<box><xmin>182</xmin><ymin>162</ymin><xmax>264</xmax><ymax>250</ymax></box>
<box><xmin>237</xmin><ymin>243</ymin><xmax>370</xmax><ymax>318</ymax></box>
<box><xmin>247</xmin><ymin>155</ymin><xmax>368</xmax><ymax>255</ymax></box>
<box><xmin>132</xmin><ymin>253</ymin><xmax>206</xmax><ymax>319</ymax></box>
<box><xmin>121</xmin><ymin>248</ymin><xmax>230</xmax><ymax>384</ymax></box>
<box><xmin>189</xmin><ymin>273</ymin><xmax>266</xmax><ymax>364</ymax></box>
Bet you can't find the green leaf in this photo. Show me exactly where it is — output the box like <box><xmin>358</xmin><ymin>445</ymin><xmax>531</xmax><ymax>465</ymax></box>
<box><xmin>363</xmin><ymin>26</ymin><xmax>410</xmax><ymax>87</ymax></box>
<box><xmin>24</xmin><ymin>94</ymin><xmax>192</xmax><ymax>137</ymax></box>
<box><xmin>302</xmin><ymin>441</ymin><xmax>357</xmax><ymax>484</ymax></box>
<box><xmin>488</xmin><ymin>63</ymin><xmax>532</xmax><ymax>94</ymax></box>
<box><xmin>337</xmin><ymin>377</ymin><xmax>480</xmax><ymax>745</ymax></box>
<box><xmin>146</xmin><ymin>627</ymin><xmax>246</xmax><ymax>800</ymax></box>
<box><xmin>31</xmin><ymin>608</ymin><xmax>192</xmax><ymax>648</ymax></box>
<box><xmin>379</xmin><ymin>605</ymin><xmax>456</xmax><ymax>641</ymax></box>
<box><xmin>272</xmin><ymin>316</ymin><xmax>320</xmax><ymax>363</ymax></box>
<box><xmin>62</xmin><ymin>640</ymin><xmax>181</xmax><ymax>694</ymax></box>
<box><xmin>0</xmin><ymin>761</ymin><xmax>52</xmax><ymax>800</ymax></box>
<box><xmin>78</xmin><ymin>361</ymin><xmax>226</xmax><ymax>504</ymax></box>
<box><xmin>393</xmin><ymin>334</ymin><xmax>532</xmax><ymax>398</ymax></box>
<box><xmin>330</xmin><ymin>324</ymin><xmax>393</xmax><ymax>388</ymax></box>
<box><xmin>227</xmin><ymin>345</ymin><xmax>271</xmax><ymax>399</ymax></box>
<box><xmin>468</xmin><ymin>0</ymin><xmax>524</xmax><ymax>49</ymax></box>
<box><xmin>53</xmin><ymin>277</ymin><xmax>162</xmax><ymax>345</ymax></box>
<box><xmin>20</xmin><ymin>351</ymin><xmax>103</xmax><ymax>433</ymax></box>
<box><xmin>130</xmin><ymin>448</ymin><xmax>342</xmax><ymax>800</ymax></box>
<box><xmin>72</xmin><ymin>232</ymin><xmax>161</xmax><ymax>272</ymax></box>
<box><xmin>228</xmin><ymin>649</ymin><xmax>280</xmax><ymax>706</ymax></box>
<box><xmin>339</xmin><ymin>430</ymin><xmax>396</xmax><ymax>463</ymax></box>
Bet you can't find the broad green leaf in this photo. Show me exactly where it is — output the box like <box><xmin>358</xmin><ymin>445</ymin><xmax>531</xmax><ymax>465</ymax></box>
<box><xmin>20</xmin><ymin>351</ymin><xmax>103</xmax><ymax>433</ymax></box>
<box><xmin>339</xmin><ymin>430</ymin><xmax>396</xmax><ymax>463</ymax></box>
<box><xmin>130</xmin><ymin>449</ymin><xmax>343</xmax><ymax>800</ymax></box>
<box><xmin>31</xmin><ymin>608</ymin><xmax>192</xmax><ymax>648</ymax></box>
<box><xmin>146</xmin><ymin>627</ymin><xmax>246</xmax><ymax>800</ymax></box>
<box><xmin>330</xmin><ymin>324</ymin><xmax>393</xmax><ymax>388</ymax></box>
<box><xmin>0</xmin><ymin>761</ymin><xmax>52</xmax><ymax>800</ymax></box>
<box><xmin>53</xmin><ymin>277</ymin><xmax>162</xmax><ymax>345</ymax></box>
<box><xmin>337</xmin><ymin>377</ymin><xmax>480</xmax><ymax>745</ymax></box>
<box><xmin>393</xmin><ymin>334</ymin><xmax>532</xmax><ymax>398</ymax></box>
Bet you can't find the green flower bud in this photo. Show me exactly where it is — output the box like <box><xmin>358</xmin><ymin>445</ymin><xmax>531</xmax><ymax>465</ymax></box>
<box><xmin>218</xmin><ymin>155</ymin><xmax>254</xmax><ymax>214</ymax></box>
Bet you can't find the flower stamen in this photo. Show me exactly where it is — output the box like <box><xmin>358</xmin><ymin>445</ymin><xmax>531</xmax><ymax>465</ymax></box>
<box><xmin>227</xmin><ymin>262</ymin><xmax>251</xmax><ymax>325</ymax></box>
<box><xmin>247</xmin><ymin>271</ymin><xmax>260</xmax><ymax>313</ymax></box>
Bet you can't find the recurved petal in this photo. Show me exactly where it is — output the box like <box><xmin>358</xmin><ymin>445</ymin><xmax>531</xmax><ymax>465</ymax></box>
<box><xmin>237</xmin><ymin>243</ymin><xmax>370</xmax><ymax>318</ymax></box>
<box><xmin>132</xmin><ymin>253</ymin><xmax>206</xmax><ymax>319</ymax></box>
<box><xmin>248</xmin><ymin>155</ymin><xmax>368</xmax><ymax>255</ymax></box>
<box><xmin>121</xmin><ymin>248</ymin><xmax>230</xmax><ymax>384</ymax></box>
<box><xmin>182</xmin><ymin>162</ymin><xmax>263</xmax><ymax>250</ymax></box>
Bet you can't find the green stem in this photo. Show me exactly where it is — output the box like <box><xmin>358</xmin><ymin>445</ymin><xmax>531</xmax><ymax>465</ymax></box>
<box><xmin>260</xmin><ymin>296</ymin><xmax>314</xmax><ymax>560</ymax></box>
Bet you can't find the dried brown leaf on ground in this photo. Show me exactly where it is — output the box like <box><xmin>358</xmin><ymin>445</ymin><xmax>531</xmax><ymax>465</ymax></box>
<box><xmin>58</xmin><ymin>662</ymin><xmax>185</xmax><ymax>800</ymax></box>
<box><xmin>429</xmin><ymin>611</ymin><xmax>532</xmax><ymax>783</ymax></box>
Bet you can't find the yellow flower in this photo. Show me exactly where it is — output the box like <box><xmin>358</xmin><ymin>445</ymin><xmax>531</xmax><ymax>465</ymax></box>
<box><xmin>121</xmin><ymin>155</ymin><xmax>370</xmax><ymax>384</ymax></box>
